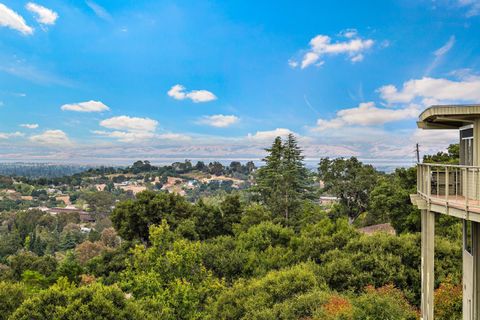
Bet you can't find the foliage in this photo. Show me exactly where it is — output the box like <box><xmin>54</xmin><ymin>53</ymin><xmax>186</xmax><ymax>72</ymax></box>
<box><xmin>423</xmin><ymin>143</ymin><xmax>459</xmax><ymax>164</ymax></box>
<box><xmin>0</xmin><ymin>281</ymin><xmax>28</xmax><ymax>320</ymax></box>
<box><xmin>10</xmin><ymin>279</ymin><xmax>145</xmax><ymax>320</ymax></box>
<box><xmin>318</xmin><ymin>157</ymin><xmax>378</xmax><ymax>223</ymax></box>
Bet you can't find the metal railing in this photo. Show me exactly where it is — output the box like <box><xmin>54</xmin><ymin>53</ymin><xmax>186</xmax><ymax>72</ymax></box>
<box><xmin>417</xmin><ymin>163</ymin><xmax>480</xmax><ymax>211</ymax></box>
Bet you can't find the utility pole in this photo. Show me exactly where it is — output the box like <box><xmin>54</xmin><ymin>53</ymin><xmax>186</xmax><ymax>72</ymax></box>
<box><xmin>416</xmin><ymin>143</ymin><xmax>420</xmax><ymax>163</ymax></box>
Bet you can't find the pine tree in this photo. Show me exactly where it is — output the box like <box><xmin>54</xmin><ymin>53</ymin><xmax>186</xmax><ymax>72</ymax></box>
<box><xmin>255</xmin><ymin>137</ymin><xmax>284</xmax><ymax>214</ymax></box>
<box><xmin>281</xmin><ymin>134</ymin><xmax>311</xmax><ymax>220</ymax></box>
<box><xmin>255</xmin><ymin>134</ymin><xmax>311</xmax><ymax>221</ymax></box>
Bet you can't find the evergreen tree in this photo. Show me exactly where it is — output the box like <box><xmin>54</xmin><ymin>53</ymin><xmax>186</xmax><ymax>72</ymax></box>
<box><xmin>281</xmin><ymin>134</ymin><xmax>311</xmax><ymax>220</ymax></box>
<box><xmin>255</xmin><ymin>137</ymin><xmax>284</xmax><ymax>215</ymax></box>
<box><xmin>255</xmin><ymin>135</ymin><xmax>311</xmax><ymax>221</ymax></box>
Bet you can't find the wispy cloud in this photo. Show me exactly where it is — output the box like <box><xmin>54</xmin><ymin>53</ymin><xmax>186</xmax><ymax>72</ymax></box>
<box><xmin>20</xmin><ymin>123</ymin><xmax>39</xmax><ymax>129</ymax></box>
<box><xmin>289</xmin><ymin>29</ymin><xmax>375</xmax><ymax>69</ymax></box>
<box><xmin>425</xmin><ymin>36</ymin><xmax>455</xmax><ymax>76</ymax></box>
<box><xmin>457</xmin><ymin>0</ymin><xmax>480</xmax><ymax>17</ymax></box>
<box><xmin>0</xmin><ymin>3</ymin><xmax>34</xmax><ymax>35</ymax></box>
<box><xmin>0</xmin><ymin>131</ymin><xmax>24</xmax><ymax>139</ymax></box>
<box><xmin>168</xmin><ymin>84</ymin><xmax>217</xmax><ymax>103</ymax></box>
<box><xmin>85</xmin><ymin>1</ymin><xmax>112</xmax><ymax>22</ymax></box>
<box><xmin>26</xmin><ymin>2</ymin><xmax>58</xmax><ymax>26</ymax></box>
<box><xmin>197</xmin><ymin>115</ymin><xmax>239</xmax><ymax>128</ymax></box>
<box><xmin>0</xmin><ymin>56</ymin><xmax>74</xmax><ymax>87</ymax></box>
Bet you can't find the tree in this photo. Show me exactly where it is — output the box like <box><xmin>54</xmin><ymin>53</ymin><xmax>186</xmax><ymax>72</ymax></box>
<box><xmin>281</xmin><ymin>134</ymin><xmax>312</xmax><ymax>220</ymax></box>
<box><xmin>10</xmin><ymin>279</ymin><xmax>145</xmax><ymax>320</ymax></box>
<box><xmin>0</xmin><ymin>281</ymin><xmax>28</xmax><ymax>320</ymax></box>
<box><xmin>318</xmin><ymin>157</ymin><xmax>378</xmax><ymax>223</ymax></box>
<box><xmin>56</xmin><ymin>251</ymin><xmax>83</xmax><ymax>284</ymax></box>
<box><xmin>75</xmin><ymin>241</ymin><xmax>107</xmax><ymax>265</ymax></box>
<box><xmin>423</xmin><ymin>143</ymin><xmax>459</xmax><ymax>164</ymax></box>
<box><xmin>111</xmin><ymin>190</ymin><xmax>193</xmax><ymax>243</ymax></box>
<box><xmin>255</xmin><ymin>135</ymin><xmax>311</xmax><ymax>220</ymax></box>
<box><xmin>120</xmin><ymin>221</ymin><xmax>223</xmax><ymax>319</ymax></box>
<box><xmin>369</xmin><ymin>173</ymin><xmax>420</xmax><ymax>233</ymax></box>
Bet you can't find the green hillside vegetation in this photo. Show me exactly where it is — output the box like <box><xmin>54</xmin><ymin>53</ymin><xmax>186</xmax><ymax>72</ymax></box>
<box><xmin>0</xmin><ymin>135</ymin><xmax>463</xmax><ymax>319</ymax></box>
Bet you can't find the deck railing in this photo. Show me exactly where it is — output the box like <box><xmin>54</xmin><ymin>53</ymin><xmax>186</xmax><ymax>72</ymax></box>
<box><xmin>417</xmin><ymin>163</ymin><xmax>480</xmax><ymax>211</ymax></box>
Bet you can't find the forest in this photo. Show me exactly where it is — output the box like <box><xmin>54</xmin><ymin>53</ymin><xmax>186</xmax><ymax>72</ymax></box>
<box><xmin>0</xmin><ymin>135</ymin><xmax>463</xmax><ymax>320</ymax></box>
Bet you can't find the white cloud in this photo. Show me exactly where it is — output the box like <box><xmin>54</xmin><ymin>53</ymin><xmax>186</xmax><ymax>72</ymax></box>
<box><xmin>26</xmin><ymin>2</ymin><xmax>58</xmax><ymax>25</ymax></box>
<box><xmin>100</xmin><ymin>116</ymin><xmax>158</xmax><ymax>132</ymax></box>
<box><xmin>425</xmin><ymin>36</ymin><xmax>455</xmax><ymax>75</ymax></box>
<box><xmin>0</xmin><ymin>3</ymin><xmax>33</xmax><ymax>35</ymax></box>
<box><xmin>157</xmin><ymin>133</ymin><xmax>191</xmax><ymax>141</ymax></box>
<box><xmin>167</xmin><ymin>84</ymin><xmax>217</xmax><ymax>103</ymax></box>
<box><xmin>86</xmin><ymin>0</ymin><xmax>112</xmax><ymax>21</ymax></box>
<box><xmin>247</xmin><ymin>128</ymin><xmax>294</xmax><ymax>142</ymax></box>
<box><xmin>30</xmin><ymin>130</ymin><xmax>71</xmax><ymax>146</ymax></box>
<box><xmin>197</xmin><ymin>114</ymin><xmax>239</xmax><ymax>128</ymax></box>
<box><xmin>457</xmin><ymin>0</ymin><xmax>480</xmax><ymax>16</ymax></box>
<box><xmin>96</xmin><ymin>115</ymin><xmax>160</xmax><ymax>143</ymax></box>
<box><xmin>434</xmin><ymin>36</ymin><xmax>455</xmax><ymax>57</ymax></box>
<box><xmin>93</xmin><ymin>130</ymin><xmax>156</xmax><ymax>143</ymax></box>
<box><xmin>315</xmin><ymin>102</ymin><xmax>420</xmax><ymax>131</ymax></box>
<box><xmin>61</xmin><ymin>100</ymin><xmax>110</xmax><ymax>112</ymax></box>
<box><xmin>0</xmin><ymin>131</ymin><xmax>24</xmax><ymax>139</ymax></box>
<box><xmin>378</xmin><ymin>76</ymin><xmax>480</xmax><ymax>104</ymax></box>
<box><xmin>20</xmin><ymin>123</ymin><xmax>39</xmax><ymax>129</ymax></box>
<box><xmin>290</xmin><ymin>30</ymin><xmax>374</xmax><ymax>69</ymax></box>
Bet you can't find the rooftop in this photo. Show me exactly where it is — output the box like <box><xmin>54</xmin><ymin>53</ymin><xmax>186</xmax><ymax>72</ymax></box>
<box><xmin>417</xmin><ymin>104</ymin><xmax>480</xmax><ymax>129</ymax></box>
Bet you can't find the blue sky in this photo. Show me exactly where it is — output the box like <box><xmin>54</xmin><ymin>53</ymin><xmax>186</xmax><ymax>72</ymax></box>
<box><xmin>1</xmin><ymin>0</ymin><xmax>480</xmax><ymax>166</ymax></box>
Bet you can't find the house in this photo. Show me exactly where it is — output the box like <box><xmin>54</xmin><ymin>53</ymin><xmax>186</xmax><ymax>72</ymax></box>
<box><xmin>42</xmin><ymin>206</ymin><xmax>95</xmax><ymax>223</ymax></box>
<box><xmin>410</xmin><ymin>104</ymin><xmax>480</xmax><ymax>320</ymax></box>
<box><xmin>358</xmin><ymin>223</ymin><xmax>395</xmax><ymax>236</ymax></box>
<box><xmin>319</xmin><ymin>196</ymin><xmax>339</xmax><ymax>206</ymax></box>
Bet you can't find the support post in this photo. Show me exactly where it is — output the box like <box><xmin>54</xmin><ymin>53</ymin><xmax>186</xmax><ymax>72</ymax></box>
<box><xmin>421</xmin><ymin>209</ymin><xmax>435</xmax><ymax>320</ymax></box>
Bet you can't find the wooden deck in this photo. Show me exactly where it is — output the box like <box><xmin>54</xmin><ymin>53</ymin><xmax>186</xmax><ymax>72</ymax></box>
<box><xmin>429</xmin><ymin>195</ymin><xmax>480</xmax><ymax>214</ymax></box>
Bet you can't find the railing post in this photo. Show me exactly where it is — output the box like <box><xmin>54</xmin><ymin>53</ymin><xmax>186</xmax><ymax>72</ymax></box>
<box><xmin>427</xmin><ymin>165</ymin><xmax>431</xmax><ymax>197</ymax></box>
<box><xmin>445</xmin><ymin>166</ymin><xmax>449</xmax><ymax>202</ymax></box>
<box><xmin>465</xmin><ymin>168</ymin><xmax>469</xmax><ymax>210</ymax></box>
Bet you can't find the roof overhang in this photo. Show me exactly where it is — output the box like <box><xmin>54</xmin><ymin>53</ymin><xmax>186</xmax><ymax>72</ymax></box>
<box><xmin>418</xmin><ymin>105</ymin><xmax>480</xmax><ymax>129</ymax></box>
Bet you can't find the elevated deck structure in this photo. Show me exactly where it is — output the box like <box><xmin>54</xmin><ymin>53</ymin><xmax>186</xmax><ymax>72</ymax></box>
<box><xmin>412</xmin><ymin>104</ymin><xmax>480</xmax><ymax>320</ymax></box>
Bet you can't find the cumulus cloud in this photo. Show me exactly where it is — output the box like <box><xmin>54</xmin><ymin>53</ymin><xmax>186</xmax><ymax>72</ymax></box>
<box><xmin>20</xmin><ymin>123</ymin><xmax>39</xmax><ymax>129</ymax></box>
<box><xmin>61</xmin><ymin>100</ymin><xmax>110</xmax><ymax>112</ymax></box>
<box><xmin>167</xmin><ymin>84</ymin><xmax>217</xmax><ymax>103</ymax></box>
<box><xmin>314</xmin><ymin>102</ymin><xmax>420</xmax><ymax>131</ymax></box>
<box><xmin>378</xmin><ymin>76</ymin><xmax>480</xmax><ymax>104</ymax></box>
<box><xmin>95</xmin><ymin>116</ymin><xmax>159</xmax><ymax>143</ymax></box>
<box><xmin>30</xmin><ymin>130</ymin><xmax>71</xmax><ymax>146</ymax></box>
<box><xmin>247</xmin><ymin>128</ymin><xmax>294</xmax><ymax>142</ymax></box>
<box><xmin>0</xmin><ymin>3</ymin><xmax>33</xmax><ymax>35</ymax></box>
<box><xmin>0</xmin><ymin>131</ymin><xmax>24</xmax><ymax>139</ymax></box>
<box><xmin>289</xmin><ymin>30</ymin><xmax>374</xmax><ymax>69</ymax></box>
<box><xmin>26</xmin><ymin>2</ymin><xmax>58</xmax><ymax>25</ymax></box>
<box><xmin>100</xmin><ymin>116</ymin><xmax>158</xmax><ymax>132</ymax></box>
<box><xmin>197</xmin><ymin>114</ymin><xmax>239</xmax><ymax>128</ymax></box>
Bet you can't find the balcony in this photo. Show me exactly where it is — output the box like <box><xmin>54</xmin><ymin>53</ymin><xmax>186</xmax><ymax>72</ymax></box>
<box><xmin>416</xmin><ymin>163</ymin><xmax>480</xmax><ymax>221</ymax></box>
